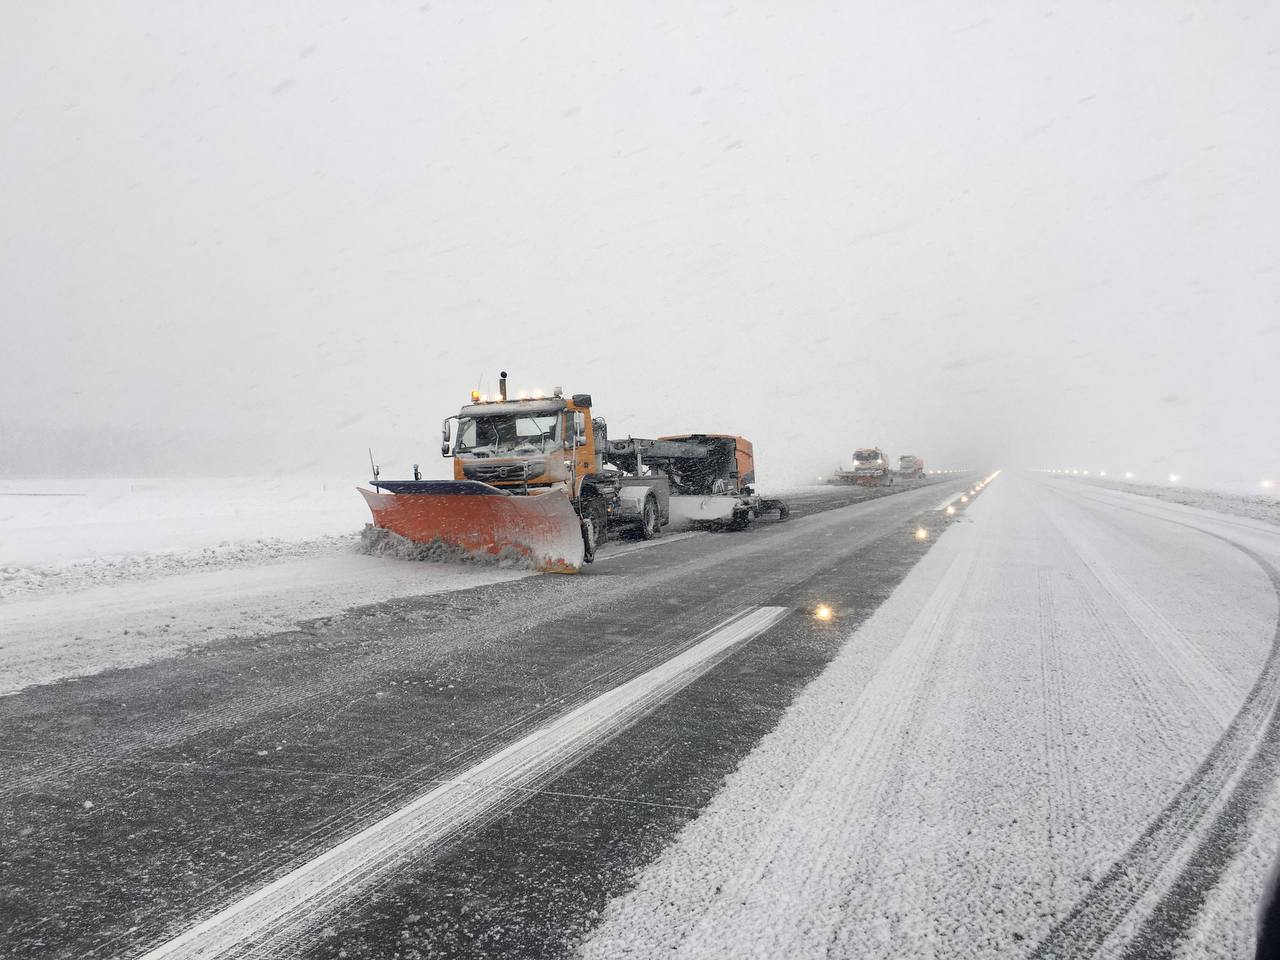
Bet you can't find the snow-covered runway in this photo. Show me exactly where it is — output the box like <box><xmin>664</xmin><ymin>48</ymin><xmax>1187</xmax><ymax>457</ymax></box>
<box><xmin>3</xmin><ymin>473</ymin><xmax>1276</xmax><ymax>958</ymax></box>
<box><xmin>581</xmin><ymin>474</ymin><xmax>1280</xmax><ymax>959</ymax></box>
<box><xmin>0</xmin><ymin>475</ymin><xmax>960</xmax><ymax>958</ymax></box>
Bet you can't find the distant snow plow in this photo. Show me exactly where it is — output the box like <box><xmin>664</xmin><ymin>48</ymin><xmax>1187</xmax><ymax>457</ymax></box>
<box><xmin>833</xmin><ymin>447</ymin><xmax>893</xmax><ymax>486</ymax></box>
<box><xmin>358</xmin><ymin>481</ymin><xmax>584</xmax><ymax>573</ymax></box>
<box><xmin>361</xmin><ymin>372</ymin><xmax>789</xmax><ymax>573</ymax></box>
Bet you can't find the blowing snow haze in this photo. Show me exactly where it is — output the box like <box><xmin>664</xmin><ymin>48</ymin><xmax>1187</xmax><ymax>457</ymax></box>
<box><xmin>1</xmin><ymin>2</ymin><xmax>1277</xmax><ymax>485</ymax></box>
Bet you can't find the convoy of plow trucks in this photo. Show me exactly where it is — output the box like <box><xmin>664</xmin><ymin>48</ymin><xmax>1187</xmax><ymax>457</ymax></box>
<box><xmin>359</xmin><ymin>372</ymin><xmax>790</xmax><ymax>573</ymax></box>
<box><xmin>830</xmin><ymin>448</ymin><xmax>930</xmax><ymax>486</ymax></box>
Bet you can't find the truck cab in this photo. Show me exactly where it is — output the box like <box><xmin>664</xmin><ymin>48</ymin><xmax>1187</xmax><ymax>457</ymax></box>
<box><xmin>440</xmin><ymin>377</ymin><xmax>663</xmax><ymax>550</ymax></box>
<box><xmin>848</xmin><ymin>447</ymin><xmax>892</xmax><ymax>486</ymax></box>
<box><xmin>444</xmin><ymin>389</ymin><xmax>599</xmax><ymax>496</ymax></box>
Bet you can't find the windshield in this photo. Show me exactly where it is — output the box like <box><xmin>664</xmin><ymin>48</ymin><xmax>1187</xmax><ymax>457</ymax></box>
<box><xmin>854</xmin><ymin>450</ymin><xmax>882</xmax><ymax>462</ymax></box>
<box><xmin>455</xmin><ymin>414</ymin><xmax>560</xmax><ymax>455</ymax></box>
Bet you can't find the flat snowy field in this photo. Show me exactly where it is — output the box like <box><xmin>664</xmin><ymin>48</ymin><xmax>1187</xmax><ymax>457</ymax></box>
<box><xmin>580</xmin><ymin>475</ymin><xmax>1280</xmax><ymax>959</ymax></box>
<box><xmin>0</xmin><ymin>477</ymin><xmax>531</xmax><ymax>694</ymax></box>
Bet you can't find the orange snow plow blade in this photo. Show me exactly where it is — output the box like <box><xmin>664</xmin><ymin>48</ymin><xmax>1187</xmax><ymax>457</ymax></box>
<box><xmin>359</xmin><ymin>481</ymin><xmax>584</xmax><ymax>573</ymax></box>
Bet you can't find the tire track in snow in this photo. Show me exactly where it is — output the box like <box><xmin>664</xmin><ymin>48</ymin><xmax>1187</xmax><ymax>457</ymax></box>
<box><xmin>644</xmin><ymin>529</ymin><xmax>982</xmax><ymax>958</ymax></box>
<box><xmin>1036</xmin><ymin>505</ymin><xmax>1214</xmax><ymax>773</ymax></box>
<box><xmin>820</xmin><ymin>514</ymin><xmax>1008</xmax><ymax>955</ymax></box>
<box><xmin>1040</xmin><ymin>500</ymin><xmax>1240</xmax><ymax>732</ymax></box>
<box><xmin>1044</xmin><ymin>497</ymin><xmax>1241</xmax><ymax>729</ymax></box>
<box><xmin>1030</xmin><ymin>523</ymin><xmax>1280</xmax><ymax>958</ymax></box>
<box><xmin>132</xmin><ymin>606</ymin><xmax>790</xmax><ymax>960</ymax></box>
<box><xmin>1037</xmin><ymin>562</ymin><xmax>1082</xmax><ymax>898</ymax></box>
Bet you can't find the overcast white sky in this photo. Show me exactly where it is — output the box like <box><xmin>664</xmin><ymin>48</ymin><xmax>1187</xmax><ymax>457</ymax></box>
<box><xmin>2</xmin><ymin>1</ymin><xmax>1277</xmax><ymax>485</ymax></box>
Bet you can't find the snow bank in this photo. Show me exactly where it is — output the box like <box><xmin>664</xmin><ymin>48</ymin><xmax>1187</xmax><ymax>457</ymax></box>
<box><xmin>0</xmin><ymin>476</ymin><xmax>370</xmax><ymax>598</ymax></box>
<box><xmin>0</xmin><ymin>476</ymin><xmax>534</xmax><ymax>694</ymax></box>
<box><xmin>358</xmin><ymin>524</ymin><xmax>541</xmax><ymax>570</ymax></box>
<box><xmin>0</xmin><ymin>548</ymin><xmax>529</xmax><ymax>696</ymax></box>
<box><xmin>0</xmin><ymin>475</ymin><xmax>365</xmax><ymax>561</ymax></box>
<box><xmin>1062</xmin><ymin>475</ymin><xmax>1280</xmax><ymax>527</ymax></box>
<box><xmin>0</xmin><ymin>533</ymin><xmax>359</xmax><ymax>602</ymax></box>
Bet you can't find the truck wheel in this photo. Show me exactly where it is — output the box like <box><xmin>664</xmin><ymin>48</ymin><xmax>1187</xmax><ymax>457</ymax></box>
<box><xmin>581</xmin><ymin>499</ymin><xmax>608</xmax><ymax>562</ymax></box>
<box><xmin>639</xmin><ymin>496</ymin><xmax>660</xmax><ymax>540</ymax></box>
<box><xmin>590</xmin><ymin>500</ymin><xmax>609</xmax><ymax>545</ymax></box>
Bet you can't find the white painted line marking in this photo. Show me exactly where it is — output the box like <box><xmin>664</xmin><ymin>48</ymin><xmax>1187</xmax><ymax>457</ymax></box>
<box><xmin>594</xmin><ymin>530</ymin><xmax>705</xmax><ymax>562</ymax></box>
<box><xmin>136</xmin><ymin>605</ymin><xmax>790</xmax><ymax>959</ymax></box>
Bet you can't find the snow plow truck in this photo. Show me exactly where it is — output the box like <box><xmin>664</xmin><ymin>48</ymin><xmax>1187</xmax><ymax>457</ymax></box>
<box><xmin>359</xmin><ymin>373</ymin><xmax>788</xmax><ymax>573</ymax></box>
<box><xmin>897</xmin><ymin>454</ymin><xmax>925</xmax><ymax>479</ymax></box>
<box><xmin>833</xmin><ymin>447</ymin><xmax>893</xmax><ymax>486</ymax></box>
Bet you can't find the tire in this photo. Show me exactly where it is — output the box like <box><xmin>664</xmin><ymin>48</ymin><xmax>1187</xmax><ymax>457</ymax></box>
<box><xmin>581</xmin><ymin>498</ymin><xmax>608</xmax><ymax>562</ymax></box>
<box><xmin>591</xmin><ymin>500</ymin><xmax>609</xmax><ymax>545</ymax></box>
<box><xmin>639</xmin><ymin>496</ymin><xmax>660</xmax><ymax>540</ymax></box>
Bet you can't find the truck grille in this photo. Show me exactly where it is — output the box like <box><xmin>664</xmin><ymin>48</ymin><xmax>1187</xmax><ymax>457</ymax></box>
<box><xmin>463</xmin><ymin>461</ymin><xmax>547</xmax><ymax>482</ymax></box>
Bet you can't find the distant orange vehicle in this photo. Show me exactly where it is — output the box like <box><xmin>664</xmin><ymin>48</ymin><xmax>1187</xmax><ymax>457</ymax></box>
<box><xmin>897</xmin><ymin>454</ymin><xmax>926</xmax><ymax>479</ymax></box>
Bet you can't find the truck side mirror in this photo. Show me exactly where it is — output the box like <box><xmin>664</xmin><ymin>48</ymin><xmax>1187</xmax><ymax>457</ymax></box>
<box><xmin>574</xmin><ymin>411</ymin><xmax>587</xmax><ymax>443</ymax></box>
<box><xmin>441</xmin><ymin>418</ymin><xmax>453</xmax><ymax>457</ymax></box>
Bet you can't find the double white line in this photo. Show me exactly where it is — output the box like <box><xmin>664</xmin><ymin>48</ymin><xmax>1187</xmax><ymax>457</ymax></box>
<box><xmin>138</xmin><ymin>605</ymin><xmax>790</xmax><ymax>959</ymax></box>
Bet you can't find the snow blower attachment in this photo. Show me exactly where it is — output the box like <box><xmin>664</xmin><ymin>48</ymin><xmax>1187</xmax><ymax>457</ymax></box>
<box><xmin>360</xmin><ymin>373</ymin><xmax>789</xmax><ymax>573</ymax></box>
<box><xmin>632</xmin><ymin>434</ymin><xmax>789</xmax><ymax>527</ymax></box>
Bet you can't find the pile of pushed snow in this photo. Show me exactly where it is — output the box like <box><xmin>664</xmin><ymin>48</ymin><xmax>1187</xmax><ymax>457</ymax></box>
<box><xmin>0</xmin><ymin>476</ymin><xmax>367</xmax><ymax>563</ymax></box>
<box><xmin>0</xmin><ymin>534</ymin><xmax>356</xmax><ymax>602</ymax></box>
<box><xmin>0</xmin><ymin>476</ymin><xmax>543</xmax><ymax>694</ymax></box>
<box><xmin>358</xmin><ymin>524</ymin><xmax>541</xmax><ymax>570</ymax></box>
<box><xmin>0</xmin><ymin>549</ymin><xmax>533</xmax><ymax>696</ymax></box>
<box><xmin>1068</xmin><ymin>476</ymin><xmax>1280</xmax><ymax>526</ymax></box>
<box><xmin>0</xmin><ymin>475</ymin><xmax>372</xmax><ymax>600</ymax></box>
